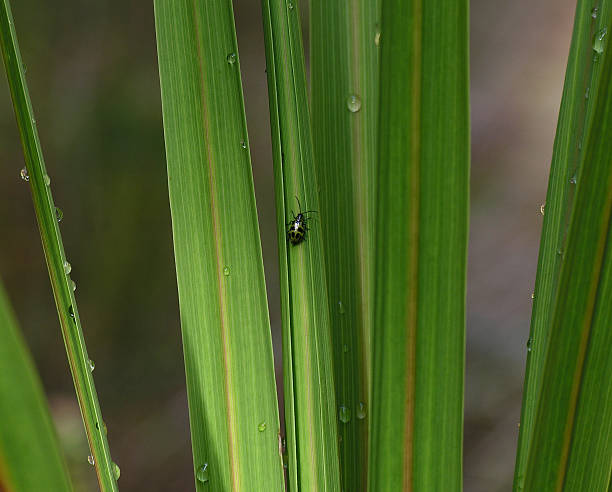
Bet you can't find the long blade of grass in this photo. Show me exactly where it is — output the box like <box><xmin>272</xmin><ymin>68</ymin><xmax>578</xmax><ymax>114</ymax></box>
<box><xmin>0</xmin><ymin>280</ymin><xmax>73</xmax><ymax>492</ymax></box>
<box><xmin>0</xmin><ymin>2</ymin><xmax>118</xmax><ymax>490</ymax></box>
<box><xmin>310</xmin><ymin>0</ymin><xmax>379</xmax><ymax>489</ymax></box>
<box><xmin>154</xmin><ymin>1</ymin><xmax>285</xmax><ymax>490</ymax></box>
<box><xmin>369</xmin><ymin>0</ymin><xmax>470</xmax><ymax>490</ymax></box>
<box><xmin>521</xmin><ymin>7</ymin><xmax>612</xmax><ymax>489</ymax></box>
<box><xmin>260</xmin><ymin>0</ymin><xmax>342</xmax><ymax>489</ymax></box>
<box><xmin>513</xmin><ymin>2</ymin><xmax>612</xmax><ymax>489</ymax></box>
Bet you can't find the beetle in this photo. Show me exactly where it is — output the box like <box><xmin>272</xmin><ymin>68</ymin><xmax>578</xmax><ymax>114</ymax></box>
<box><xmin>286</xmin><ymin>197</ymin><xmax>316</xmax><ymax>245</ymax></box>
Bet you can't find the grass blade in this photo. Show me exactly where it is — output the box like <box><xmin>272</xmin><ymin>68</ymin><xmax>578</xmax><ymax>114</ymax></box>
<box><xmin>514</xmin><ymin>2</ymin><xmax>612</xmax><ymax>488</ymax></box>
<box><xmin>521</xmin><ymin>7</ymin><xmax>612</xmax><ymax>488</ymax></box>
<box><xmin>369</xmin><ymin>0</ymin><xmax>469</xmax><ymax>490</ymax></box>
<box><xmin>0</xmin><ymin>2</ymin><xmax>117</xmax><ymax>490</ymax></box>
<box><xmin>0</xmin><ymin>280</ymin><xmax>73</xmax><ymax>492</ymax></box>
<box><xmin>261</xmin><ymin>0</ymin><xmax>342</xmax><ymax>489</ymax></box>
<box><xmin>154</xmin><ymin>1</ymin><xmax>285</xmax><ymax>490</ymax></box>
<box><xmin>310</xmin><ymin>0</ymin><xmax>379</xmax><ymax>489</ymax></box>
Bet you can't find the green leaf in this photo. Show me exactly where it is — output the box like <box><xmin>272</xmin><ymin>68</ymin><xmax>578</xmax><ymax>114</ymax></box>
<box><xmin>261</xmin><ymin>0</ymin><xmax>342</xmax><ymax>489</ymax></box>
<box><xmin>514</xmin><ymin>2</ymin><xmax>612</xmax><ymax>490</ymax></box>
<box><xmin>0</xmin><ymin>2</ymin><xmax>117</xmax><ymax>490</ymax></box>
<box><xmin>154</xmin><ymin>1</ymin><xmax>284</xmax><ymax>490</ymax></box>
<box><xmin>310</xmin><ymin>0</ymin><xmax>379</xmax><ymax>489</ymax></box>
<box><xmin>0</xmin><ymin>280</ymin><xmax>73</xmax><ymax>492</ymax></box>
<box><xmin>519</xmin><ymin>6</ymin><xmax>612</xmax><ymax>490</ymax></box>
<box><xmin>369</xmin><ymin>0</ymin><xmax>470</xmax><ymax>490</ymax></box>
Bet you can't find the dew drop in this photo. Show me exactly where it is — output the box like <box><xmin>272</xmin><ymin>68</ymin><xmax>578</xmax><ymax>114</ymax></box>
<box><xmin>196</xmin><ymin>463</ymin><xmax>210</xmax><ymax>483</ymax></box>
<box><xmin>288</xmin><ymin>2</ymin><xmax>294</xmax><ymax>9</ymax></box>
<box><xmin>339</xmin><ymin>405</ymin><xmax>351</xmax><ymax>423</ymax></box>
<box><xmin>540</xmin><ymin>204</ymin><xmax>545</xmax><ymax>216</ymax></box>
<box><xmin>240</xmin><ymin>140</ymin><xmax>247</xmax><ymax>149</ymax></box>
<box><xmin>43</xmin><ymin>174</ymin><xmax>51</xmax><ymax>186</ymax></box>
<box><xmin>569</xmin><ymin>174</ymin><xmax>577</xmax><ymax>185</ymax></box>
<box><xmin>69</xmin><ymin>305</ymin><xmax>76</xmax><ymax>321</ymax></box>
<box><xmin>527</xmin><ymin>338</ymin><xmax>533</xmax><ymax>352</ymax></box>
<box><xmin>592</xmin><ymin>7</ymin><xmax>598</xmax><ymax>18</ymax></box>
<box><xmin>70</xmin><ymin>279</ymin><xmax>77</xmax><ymax>292</ymax></box>
<box><xmin>112</xmin><ymin>461</ymin><xmax>121</xmax><ymax>480</ymax></box>
<box><xmin>87</xmin><ymin>454</ymin><xmax>95</xmax><ymax>466</ymax></box>
<box><xmin>346</xmin><ymin>94</ymin><xmax>362</xmax><ymax>113</ymax></box>
<box><xmin>531</xmin><ymin>292</ymin><xmax>535</xmax><ymax>300</ymax></box>
<box><xmin>55</xmin><ymin>207</ymin><xmax>63</xmax><ymax>222</ymax></box>
<box><xmin>31</xmin><ymin>116</ymin><xmax>36</xmax><ymax>125</ymax></box>
<box><xmin>585</xmin><ymin>87</ymin><xmax>590</xmax><ymax>99</ymax></box>
<box><xmin>374</xmin><ymin>28</ymin><xmax>381</xmax><ymax>47</ymax></box>
<box><xmin>223</xmin><ymin>266</ymin><xmax>230</xmax><ymax>276</ymax></box>
<box><xmin>356</xmin><ymin>402</ymin><xmax>367</xmax><ymax>420</ymax></box>
<box><xmin>20</xmin><ymin>167</ymin><xmax>29</xmax><ymax>182</ymax></box>
<box><xmin>593</xmin><ymin>27</ymin><xmax>607</xmax><ymax>55</ymax></box>
<box><xmin>258</xmin><ymin>421</ymin><xmax>267</xmax><ymax>432</ymax></box>
<box><xmin>338</xmin><ymin>300</ymin><xmax>345</xmax><ymax>314</ymax></box>
<box><xmin>88</xmin><ymin>358</ymin><xmax>95</xmax><ymax>372</ymax></box>
<box><xmin>63</xmin><ymin>260</ymin><xmax>72</xmax><ymax>274</ymax></box>
<box><xmin>226</xmin><ymin>52</ymin><xmax>237</xmax><ymax>65</ymax></box>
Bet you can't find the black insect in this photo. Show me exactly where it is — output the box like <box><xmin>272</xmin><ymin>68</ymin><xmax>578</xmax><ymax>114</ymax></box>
<box><xmin>287</xmin><ymin>197</ymin><xmax>317</xmax><ymax>245</ymax></box>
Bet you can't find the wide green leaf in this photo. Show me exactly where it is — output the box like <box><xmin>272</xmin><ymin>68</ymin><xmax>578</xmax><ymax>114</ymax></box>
<box><xmin>369</xmin><ymin>0</ymin><xmax>470</xmax><ymax>490</ymax></box>
<box><xmin>261</xmin><ymin>0</ymin><xmax>342</xmax><ymax>489</ymax></box>
<box><xmin>520</xmin><ymin>6</ymin><xmax>612</xmax><ymax>490</ymax></box>
<box><xmin>154</xmin><ymin>1</ymin><xmax>284</xmax><ymax>490</ymax></box>
<box><xmin>0</xmin><ymin>280</ymin><xmax>73</xmax><ymax>492</ymax></box>
<box><xmin>0</xmin><ymin>1</ymin><xmax>117</xmax><ymax>489</ymax></box>
<box><xmin>311</xmin><ymin>0</ymin><xmax>379</xmax><ymax>489</ymax></box>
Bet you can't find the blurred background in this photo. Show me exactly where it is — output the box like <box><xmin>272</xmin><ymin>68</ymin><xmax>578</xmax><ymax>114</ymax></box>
<box><xmin>0</xmin><ymin>0</ymin><xmax>576</xmax><ymax>490</ymax></box>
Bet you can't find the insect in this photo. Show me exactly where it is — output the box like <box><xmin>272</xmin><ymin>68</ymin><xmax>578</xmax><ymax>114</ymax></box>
<box><xmin>287</xmin><ymin>197</ymin><xmax>317</xmax><ymax>245</ymax></box>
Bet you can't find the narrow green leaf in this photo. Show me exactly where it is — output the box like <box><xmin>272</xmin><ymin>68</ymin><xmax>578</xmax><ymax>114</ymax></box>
<box><xmin>0</xmin><ymin>2</ymin><xmax>117</xmax><ymax>490</ymax></box>
<box><xmin>261</xmin><ymin>0</ymin><xmax>342</xmax><ymax>489</ymax></box>
<box><xmin>521</xmin><ymin>7</ymin><xmax>612</xmax><ymax>489</ymax></box>
<box><xmin>369</xmin><ymin>0</ymin><xmax>469</xmax><ymax>490</ymax></box>
<box><xmin>311</xmin><ymin>0</ymin><xmax>379</xmax><ymax>490</ymax></box>
<box><xmin>0</xmin><ymin>280</ymin><xmax>73</xmax><ymax>492</ymax></box>
<box><xmin>154</xmin><ymin>1</ymin><xmax>284</xmax><ymax>490</ymax></box>
<box><xmin>514</xmin><ymin>2</ymin><xmax>612</xmax><ymax>489</ymax></box>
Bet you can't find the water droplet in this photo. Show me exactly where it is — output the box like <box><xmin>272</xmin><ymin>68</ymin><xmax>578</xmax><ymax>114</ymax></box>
<box><xmin>569</xmin><ymin>174</ymin><xmax>577</xmax><ymax>184</ymax></box>
<box><xmin>43</xmin><ymin>174</ymin><xmax>51</xmax><ymax>186</ymax></box>
<box><xmin>55</xmin><ymin>207</ymin><xmax>63</xmax><ymax>222</ymax></box>
<box><xmin>69</xmin><ymin>305</ymin><xmax>76</xmax><ymax>321</ymax></box>
<box><xmin>112</xmin><ymin>461</ymin><xmax>121</xmax><ymax>480</ymax></box>
<box><xmin>557</xmin><ymin>249</ymin><xmax>563</xmax><ymax>256</ymax></box>
<box><xmin>87</xmin><ymin>454</ymin><xmax>95</xmax><ymax>466</ymax></box>
<box><xmin>288</xmin><ymin>2</ymin><xmax>294</xmax><ymax>9</ymax></box>
<box><xmin>346</xmin><ymin>94</ymin><xmax>362</xmax><ymax>113</ymax></box>
<box><xmin>196</xmin><ymin>463</ymin><xmax>210</xmax><ymax>483</ymax></box>
<box><xmin>593</xmin><ymin>27</ymin><xmax>607</xmax><ymax>54</ymax></box>
<box><xmin>63</xmin><ymin>261</ymin><xmax>72</xmax><ymax>274</ymax></box>
<box><xmin>226</xmin><ymin>52</ymin><xmax>237</xmax><ymax>65</ymax></box>
<box><xmin>338</xmin><ymin>301</ymin><xmax>345</xmax><ymax>314</ymax></box>
<box><xmin>70</xmin><ymin>279</ymin><xmax>76</xmax><ymax>292</ymax></box>
<box><xmin>88</xmin><ymin>359</ymin><xmax>95</xmax><ymax>372</ymax></box>
<box><xmin>527</xmin><ymin>338</ymin><xmax>533</xmax><ymax>352</ymax></box>
<box><xmin>223</xmin><ymin>266</ymin><xmax>230</xmax><ymax>276</ymax></box>
<box><xmin>585</xmin><ymin>87</ymin><xmax>590</xmax><ymax>99</ymax></box>
<box><xmin>343</xmin><ymin>344</ymin><xmax>349</xmax><ymax>353</ymax></box>
<box><xmin>31</xmin><ymin>116</ymin><xmax>36</xmax><ymax>125</ymax></box>
<box><xmin>540</xmin><ymin>204</ymin><xmax>545</xmax><ymax>216</ymax></box>
<box><xmin>374</xmin><ymin>28</ymin><xmax>381</xmax><ymax>46</ymax></box>
<box><xmin>531</xmin><ymin>292</ymin><xmax>535</xmax><ymax>300</ymax></box>
<box><xmin>20</xmin><ymin>167</ymin><xmax>29</xmax><ymax>181</ymax></box>
<box><xmin>592</xmin><ymin>7</ymin><xmax>598</xmax><ymax>18</ymax></box>
<box><xmin>258</xmin><ymin>422</ymin><xmax>267</xmax><ymax>432</ymax></box>
<box><xmin>339</xmin><ymin>405</ymin><xmax>351</xmax><ymax>423</ymax></box>
<box><xmin>240</xmin><ymin>140</ymin><xmax>247</xmax><ymax>149</ymax></box>
<box><xmin>356</xmin><ymin>402</ymin><xmax>367</xmax><ymax>420</ymax></box>
<box><xmin>23</xmin><ymin>64</ymin><xmax>27</xmax><ymax>74</ymax></box>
